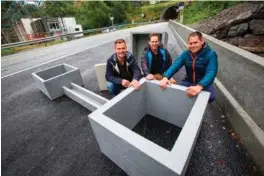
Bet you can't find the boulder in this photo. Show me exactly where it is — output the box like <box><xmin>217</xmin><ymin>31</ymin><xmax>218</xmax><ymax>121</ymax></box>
<box><xmin>250</xmin><ymin>19</ymin><xmax>264</xmax><ymax>35</ymax></box>
<box><xmin>227</xmin><ymin>23</ymin><xmax>249</xmax><ymax>37</ymax></box>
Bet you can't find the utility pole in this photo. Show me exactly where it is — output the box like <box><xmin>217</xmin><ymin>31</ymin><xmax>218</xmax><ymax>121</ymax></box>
<box><xmin>110</xmin><ymin>16</ymin><xmax>114</xmax><ymax>27</ymax></box>
<box><xmin>179</xmin><ymin>2</ymin><xmax>184</xmax><ymax>24</ymax></box>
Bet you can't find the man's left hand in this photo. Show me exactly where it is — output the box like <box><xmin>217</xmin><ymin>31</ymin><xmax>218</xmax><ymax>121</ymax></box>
<box><xmin>129</xmin><ymin>80</ymin><xmax>141</xmax><ymax>90</ymax></box>
<box><xmin>187</xmin><ymin>85</ymin><xmax>203</xmax><ymax>97</ymax></box>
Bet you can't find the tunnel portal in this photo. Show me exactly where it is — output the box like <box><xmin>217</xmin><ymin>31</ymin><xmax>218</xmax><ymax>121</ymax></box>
<box><xmin>160</xmin><ymin>4</ymin><xmax>180</xmax><ymax>21</ymax></box>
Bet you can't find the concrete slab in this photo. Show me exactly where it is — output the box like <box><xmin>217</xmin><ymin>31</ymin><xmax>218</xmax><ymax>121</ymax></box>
<box><xmin>94</xmin><ymin>63</ymin><xmax>107</xmax><ymax>91</ymax></box>
<box><xmin>63</xmin><ymin>83</ymin><xmax>108</xmax><ymax>111</ymax></box>
<box><xmin>32</xmin><ymin>63</ymin><xmax>83</xmax><ymax>100</ymax></box>
<box><xmin>89</xmin><ymin>79</ymin><xmax>210</xmax><ymax>176</ymax></box>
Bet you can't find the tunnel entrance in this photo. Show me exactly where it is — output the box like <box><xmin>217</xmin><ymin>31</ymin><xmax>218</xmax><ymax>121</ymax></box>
<box><xmin>160</xmin><ymin>4</ymin><xmax>179</xmax><ymax>21</ymax></box>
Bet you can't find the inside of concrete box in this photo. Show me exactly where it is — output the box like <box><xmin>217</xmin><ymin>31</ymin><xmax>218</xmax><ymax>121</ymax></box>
<box><xmin>103</xmin><ymin>81</ymin><xmax>197</xmax><ymax>150</ymax></box>
<box><xmin>36</xmin><ymin>64</ymin><xmax>74</xmax><ymax>80</ymax></box>
<box><xmin>132</xmin><ymin>114</ymin><xmax>182</xmax><ymax>151</ymax></box>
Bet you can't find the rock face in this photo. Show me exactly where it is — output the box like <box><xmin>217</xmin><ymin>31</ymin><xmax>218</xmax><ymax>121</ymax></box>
<box><xmin>195</xmin><ymin>2</ymin><xmax>264</xmax><ymax>55</ymax></box>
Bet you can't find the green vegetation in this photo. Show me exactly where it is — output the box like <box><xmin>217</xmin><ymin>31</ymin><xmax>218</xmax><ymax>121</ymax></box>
<box><xmin>1</xmin><ymin>40</ymin><xmax>65</xmax><ymax>57</ymax></box>
<box><xmin>182</xmin><ymin>1</ymin><xmax>242</xmax><ymax>24</ymax></box>
<box><xmin>1</xmin><ymin>48</ymin><xmax>14</xmax><ymax>56</ymax></box>
<box><xmin>127</xmin><ymin>1</ymin><xmax>178</xmax><ymax>22</ymax></box>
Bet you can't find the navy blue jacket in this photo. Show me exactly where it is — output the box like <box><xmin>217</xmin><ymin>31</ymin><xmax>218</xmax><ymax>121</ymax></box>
<box><xmin>141</xmin><ymin>46</ymin><xmax>172</xmax><ymax>76</ymax></box>
<box><xmin>105</xmin><ymin>52</ymin><xmax>142</xmax><ymax>85</ymax></box>
<box><xmin>164</xmin><ymin>44</ymin><xmax>218</xmax><ymax>89</ymax></box>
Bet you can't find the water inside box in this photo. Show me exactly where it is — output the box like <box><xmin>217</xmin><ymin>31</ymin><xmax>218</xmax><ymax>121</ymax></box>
<box><xmin>132</xmin><ymin>114</ymin><xmax>182</xmax><ymax>151</ymax></box>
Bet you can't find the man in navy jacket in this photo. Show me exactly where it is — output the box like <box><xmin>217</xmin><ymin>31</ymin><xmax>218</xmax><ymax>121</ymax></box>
<box><xmin>141</xmin><ymin>33</ymin><xmax>176</xmax><ymax>84</ymax></box>
<box><xmin>105</xmin><ymin>39</ymin><xmax>142</xmax><ymax>96</ymax></box>
<box><xmin>160</xmin><ymin>31</ymin><xmax>218</xmax><ymax>102</ymax></box>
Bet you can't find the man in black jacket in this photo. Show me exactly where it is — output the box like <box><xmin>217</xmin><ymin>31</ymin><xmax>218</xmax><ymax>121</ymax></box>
<box><xmin>105</xmin><ymin>39</ymin><xmax>142</xmax><ymax>96</ymax></box>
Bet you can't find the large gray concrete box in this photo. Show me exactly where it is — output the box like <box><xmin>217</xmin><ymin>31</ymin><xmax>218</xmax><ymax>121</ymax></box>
<box><xmin>32</xmin><ymin>63</ymin><xmax>83</xmax><ymax>100</ymax></box>
<box><xmin>88</xmin><ymin>79</ymin><xmax>210</xmax><ymax>176</ymax></box>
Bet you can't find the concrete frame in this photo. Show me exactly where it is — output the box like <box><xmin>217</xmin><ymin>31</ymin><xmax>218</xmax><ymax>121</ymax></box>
<box><xmin>88</xmin><ymin>79</ymin><xmax>210</xmax><ymax>176</ymax></box>
<box><xmin>32</xmin><ymin>63</ymin><xmax>83</xmax><ymax>100</ymax></box>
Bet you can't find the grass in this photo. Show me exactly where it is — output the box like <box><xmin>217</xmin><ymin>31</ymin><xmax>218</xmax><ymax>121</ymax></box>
<box><xmin>1</xmin><ymin>39</ymin><xmax>65</xmax><ymax>57</ymax></box>
<box><xmin>141</xmin><ymin>1</ymin><xmax>178</xmax><ymax>10</ymax></box>
<box><xmin>1</xmin><ymin>48</ymin><xmax>14</xmax><ymax>56</ymax></box>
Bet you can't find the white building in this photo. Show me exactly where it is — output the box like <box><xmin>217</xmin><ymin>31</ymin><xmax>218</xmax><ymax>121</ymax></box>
<box><xmin>13</xmin><ymin>17</ymin><xmax>83</xmax><ymax>41</ymax></box>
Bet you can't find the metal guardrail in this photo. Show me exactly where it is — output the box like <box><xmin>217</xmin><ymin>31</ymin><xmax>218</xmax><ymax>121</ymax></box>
<box><xmin>1</xmin><ymin>21</ymin><xmax>159</xmax><ymax>50</ymax></box>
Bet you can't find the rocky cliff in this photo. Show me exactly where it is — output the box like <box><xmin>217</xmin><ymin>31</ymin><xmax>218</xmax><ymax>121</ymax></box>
<box><xmin>195</xmin><ymin>2</ymin><xmax>264</xmax><ymax>56</ymax></box>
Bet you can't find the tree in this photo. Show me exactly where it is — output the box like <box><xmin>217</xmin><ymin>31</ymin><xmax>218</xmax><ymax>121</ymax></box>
<box><xmin>23</xmin><ymin>4</ymin><xmax>42</xmax><ymax>18</ymax></box>
<box><xmin>1</xmin><ymin>1</ymin><xmax>42</xmax><ymax>28</ymax></box>
<box><xmin>75</xmin><ymin>2</ymin><xmax>110</xmax><ymax>29</ymax></box>
<box><xmin>40</xmin><ymin>1</ymin><xmax>75</xmax><ymax>17</ymax></box>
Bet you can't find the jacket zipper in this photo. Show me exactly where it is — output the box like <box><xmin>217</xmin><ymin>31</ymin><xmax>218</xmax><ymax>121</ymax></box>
<box><xmin>191</xmin><ymin>55</ymin><xmax>196</xmax><ymax>84</ymax></box>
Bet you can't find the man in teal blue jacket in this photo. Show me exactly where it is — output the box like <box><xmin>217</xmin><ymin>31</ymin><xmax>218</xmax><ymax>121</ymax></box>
<box><xmin>160</xmin><ymin>31</ymin><xmax>218</xmax><ymax>102</ymax></box>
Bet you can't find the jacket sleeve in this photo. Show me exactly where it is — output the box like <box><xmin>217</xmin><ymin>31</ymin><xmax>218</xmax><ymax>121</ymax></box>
<box><xmin>130</xmin><ymin>55</ymin><xmax>143</xmax><ymax>81</ymax></box>
<box><xmin>105</xmin><ymin>59</ymin><xmax>122</xmax><ymax>85</ymax></box>
<box><xmin>163</xmin><ymin>53</ymin><xmax>185</xmax><ymax>79</ymax></box>
<box><xmin>140</xmin><ymin>47</ymin><xmax>150</xmax><ymax>76</ymax></box>
<box><xmin>164</xmin><ymin>49</ymin><xmax>172</xmax><ymax>71</ymax></box>
<box><xmin>198</xmin><ymin>51</ymin><xmax>218</xmax><ymax>89</ymax></box>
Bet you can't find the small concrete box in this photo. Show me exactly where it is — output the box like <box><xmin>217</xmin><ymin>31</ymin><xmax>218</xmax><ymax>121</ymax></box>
<box><xmin>89</xmin><ymin>80</ymin><xmax>210</xmax><ymax>176</ymax></box>
<box><xmin>32</xmin><ymin>63</ymin><xmax>83</xmax><ymax>100</ymax></box>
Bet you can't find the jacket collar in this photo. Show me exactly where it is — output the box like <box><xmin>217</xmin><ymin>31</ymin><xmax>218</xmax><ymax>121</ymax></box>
<box><xmin>189</xmin><ymin>43</ymin><xmax>210</xmax><ymax>57</ymax></box>
<box><xmin>112</xmin><ymin>52</ymin><xmax>132</xmax><ymax>74</ymax></box>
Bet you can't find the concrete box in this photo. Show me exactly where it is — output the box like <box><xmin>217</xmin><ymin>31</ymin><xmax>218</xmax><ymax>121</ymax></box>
<box><xmin>88</xmin><ymin>79</ymin><xmax>210</xmax><ymax>176</ymax></box>
<box><xmin>32</xmin><ymin>63</ymin><xmax>83</xmax><ymax>100</ymax></box>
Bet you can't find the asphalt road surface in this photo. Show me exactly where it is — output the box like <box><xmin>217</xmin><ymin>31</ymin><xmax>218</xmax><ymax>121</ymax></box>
<box><xmin>1</xmin><ymin>22</ymin><xmax>261</xmax><ymax>176</ymax></box>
